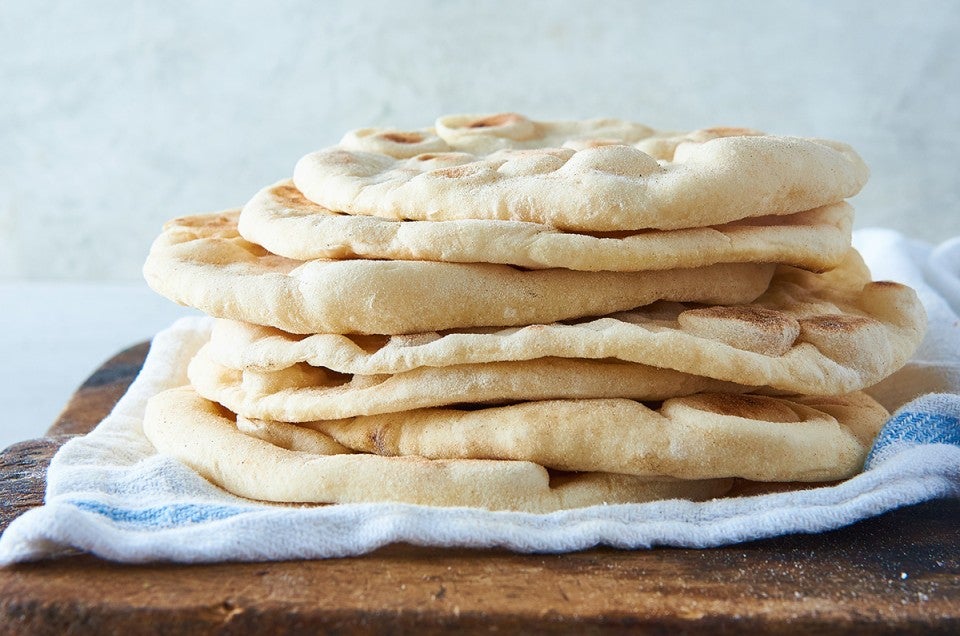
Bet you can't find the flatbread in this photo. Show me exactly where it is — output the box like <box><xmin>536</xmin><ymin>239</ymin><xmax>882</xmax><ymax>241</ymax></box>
<box><xmin>143</xmin><ymin>212</ymin><xmax>775</xmax><ymax>335</ymax></box>
<box><xmin>204</xmin><ymin>250</ymin><xmax>926</xmax><ymax>395</ymax></box>
<box><xmin>143</xmin><ymin>387</ymin><xmax>733</xmax><ymax>512</ymax></box>
<box><xmin>238</xmin><ymin>391</ymin><xmax>887</xmax><ymax>482</ymax></box>
<box><xmin>188</xmin><ymin>341</ymin><xmax>747</xmax><ymax>421</ymax></box>
<box><xmin>293</xmin><ymin>113</ymin><xmax>868</xmax><ymax>231</ymax></box>
<box><xmin>238</xmin><ymin>180</ymin><xmax>853</xmax><ymax>272</ymax></box>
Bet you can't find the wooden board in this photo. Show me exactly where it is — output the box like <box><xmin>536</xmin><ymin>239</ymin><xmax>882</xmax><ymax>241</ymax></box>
<box><xmin>0</xmin><ymin>343</ymin><xmax>959</xmax><ymax>634</ymax></box>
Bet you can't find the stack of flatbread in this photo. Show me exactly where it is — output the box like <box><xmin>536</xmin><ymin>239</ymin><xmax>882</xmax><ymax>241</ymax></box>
<box><xmin>142</xmin><ymin>113</ymin><xmax>926</xmax><ymax>512</ymax></box>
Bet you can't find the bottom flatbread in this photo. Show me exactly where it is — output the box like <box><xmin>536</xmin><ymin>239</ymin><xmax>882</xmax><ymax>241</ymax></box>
<box><xmin>143</xmin><ymin>386</ymin><xmax>733</xmax><ymax>512</ymax></box>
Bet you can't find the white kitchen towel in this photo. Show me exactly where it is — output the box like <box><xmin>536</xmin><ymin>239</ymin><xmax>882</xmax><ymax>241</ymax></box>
<box><xmin>1</xmin><ymin>229</ymin><xmax>958</xmax><ymax>565</ymax></box>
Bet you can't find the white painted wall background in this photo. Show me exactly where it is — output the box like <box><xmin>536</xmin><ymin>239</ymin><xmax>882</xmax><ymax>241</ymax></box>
<box><xmin>2</xmin><ymin>0</ymin><xmax>959</xmax><ymax>281</ymax></box>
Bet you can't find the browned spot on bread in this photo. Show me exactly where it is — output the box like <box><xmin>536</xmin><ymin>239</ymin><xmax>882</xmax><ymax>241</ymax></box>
<box><xmin>797</xmin><ymin>313</ymin><xmax>887</xmax><ymax>369</ymax></box>
<box><xmin>800</xmin><ymin>314</ymin><xmax>875</xmax><ymax>333</ymax></box>
<box><xmin>166</xmin><ymin>213</ymin><xmax>239</xmax><ymax>240</ymax></box>
<box><xmin>677</xmin><ymin>305</ymin><xmax>801</xmax><ymax>356</ymax></box>
<box><xmin>686</xmin><ymin>394</ymin><xmax>802</xmax><ymax>423</ymax></box>
<box><xmin>370</xmin><ymin>426</ymin><xmax>390</xmax><ymax>456</ymax></box>
<box><xmin>170</xmin><ymin>213</ymin><xmax>230</xmax><ymax>229</ymax></box>
<box><xmin>381</xmin><ymin>131</ymin><xmax>424</xmax><ymax>144</ymax></box>
<box><xmin>324</xmin><ymin>149</ymin><xmax>360</xmax><ymax>165</ymax></box>
<box><xmin>273</xmin><ymin>183</ymin><xmax>313</xmax><ymax>206</ymax></box>
<box><xmin>467</xmin><ymin>113</ymin><xmax>523</xmax><ymax>128</ymax></box>
<box><xmin>682</xmin><ymin>306</ymin><xmax>793</xmax><ymax>329</ymax></box>
<box><xmin>416</xmin><ymin>153</ymin><xmax>438</xmax><ymax>160</ymax></box>
<box><xmin>869</xmin><ymin>280</ymin><xmax>908</xmax><ymax>291</ymax></box>
<box><xmin>432</xmin><ymin>164</ymin><xmax>483</xmax><ymax>178</ymax></box>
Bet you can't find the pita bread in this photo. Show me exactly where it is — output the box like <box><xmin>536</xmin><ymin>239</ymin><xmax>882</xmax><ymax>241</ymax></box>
<box><xmin>238</xmin><ymin>180</ymin><xmax>853</xmax><ymax>272</ymax></box>
<box><xmin>143</xmin><ymin>387</ymin><xmax>733</xmax><ymax>512</ymax></box>
<box><xmin>188</xmin><ymin>341</ymin><xmax>747</xmax><ymax>421</ymax></box>
<box><xmin>238</xmin><ymin>391</ymin><xmax>887</xmax><ymax>482</ymax></box>
<box><xmin>236</xmin><ymin>414</ymin><xmax>354</xmax><ymax>456</ymax></box>
<box><xmin>293</xmin><ymin>113</ymin><xmax>868</xmax><ymax>232</ymax></box>
<box><xmin>204</xmin><ymin>250</ymin><xmax>925</xmax><ymax>395</ymax></box>
<box><xmin>143</xmin><ymin>212</ymin><xmax>775</xmax><ymax>335</ymax></box>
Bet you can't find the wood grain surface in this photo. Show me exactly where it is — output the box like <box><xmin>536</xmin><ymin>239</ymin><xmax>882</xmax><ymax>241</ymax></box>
<box><xmin>0</xmin><ymin>343</ymin><xmax>958</xmax><ymax>635</ymax></box>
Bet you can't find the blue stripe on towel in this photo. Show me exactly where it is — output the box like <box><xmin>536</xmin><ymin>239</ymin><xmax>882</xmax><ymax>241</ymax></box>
<box><xmin>865</xmin><ymin>394</ymin><xmax>960</xmax><ymax>469</ymax></box>
<box><xmin>69</xmin><ymin>500</ymin><xmax>248</xmax><ymax>528</ymax></box>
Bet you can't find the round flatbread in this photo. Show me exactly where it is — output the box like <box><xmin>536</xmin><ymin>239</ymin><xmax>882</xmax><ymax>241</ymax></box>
<box><xmin>143</xmin><ymin>212</ymin><xmax>775</xmax><ymax>335</ymax></box>
<box><xmin>293</xmin><ymin>113</ymin><xmax>868</xmax><ymax>231</ymax></box>
<box><xmin>238</xmin><ymin>391</ymin><xmax>888</xmax><ymax>482</ymax></box>
<box><xmin>238</xmin><ymin>180</ymin><xmax>853</xmax><ymax>272</ymax></box>
<box><xmin>205</xmin><ymin>250</ymin><xmax>926</xmax><ymax>396</ymax></box>
<box><xmin>143</xmin><ymin>387</ymin><xmax>733</xmax><ymax>512</ymax></box>
<box><xmin>188</xmin><ymin>341</ymin><xmax>748</xmax><ymax>421</ymax></box>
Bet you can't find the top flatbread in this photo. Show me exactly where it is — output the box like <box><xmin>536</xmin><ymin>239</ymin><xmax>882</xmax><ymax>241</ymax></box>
<box><xmin>293</xmin><ymin>113</ymin><xmax>869</xmax><ymax>232</ymax></box>
<box><xmin>143</xmin><ymin>212</ymin><xmax>774</xmax><ymax>335</ymax></box>
<box><xmin>238</xmin><ymin>180</ymin><xmax>854</xmax><ymax>272</ymax></box>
